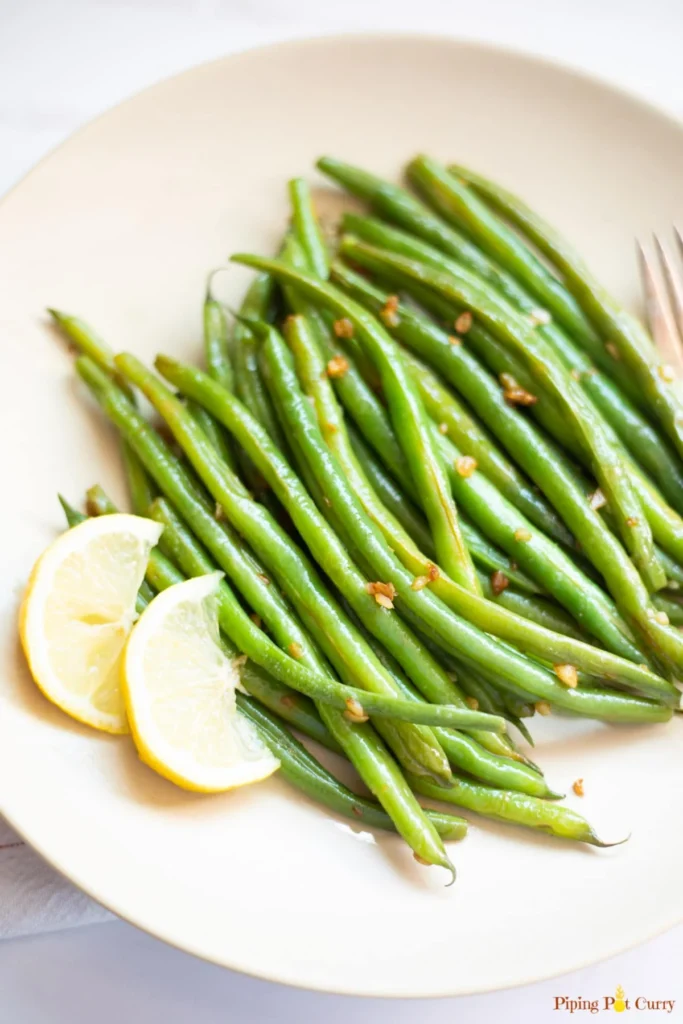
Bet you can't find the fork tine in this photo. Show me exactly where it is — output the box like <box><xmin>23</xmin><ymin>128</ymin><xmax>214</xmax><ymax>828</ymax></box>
<box><xmin>655</xmin><ymin>233</ymin><xmax>683</xmax><ymax>356</ymax></box>
<box><xmin>636</xmin><ymin>238</ymin><xmax>683</xmax><ymax>374</ymax></box>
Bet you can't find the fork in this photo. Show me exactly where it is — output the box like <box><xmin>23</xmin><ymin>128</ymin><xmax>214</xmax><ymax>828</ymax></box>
<box><xmin>636</xmin><ymin>229</ymin><xmax>683</xmax><ymax>380</ymax></box>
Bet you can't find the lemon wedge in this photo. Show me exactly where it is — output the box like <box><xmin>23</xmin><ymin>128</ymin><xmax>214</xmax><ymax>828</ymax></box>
<box><xmin>122</xmin><ymin>572</ymin><xmax>279</xmax><ymax>792</ymax></box>
<box><xmin>20</xmin><ymin>513</ymin><xmax>163</xmax><ymax>733</ymax></box>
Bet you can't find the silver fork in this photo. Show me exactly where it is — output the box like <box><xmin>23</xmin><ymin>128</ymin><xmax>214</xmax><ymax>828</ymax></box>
<box><xmin>636</xmin><ymin>229</ymin><xmax>683</xmax><ymax>379</ymax></box>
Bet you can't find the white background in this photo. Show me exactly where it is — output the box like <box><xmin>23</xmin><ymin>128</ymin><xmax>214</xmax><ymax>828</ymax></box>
<box><xmin>2</xmin><ymin>0</ymin><xmax>683</xmax><ymax>1019</ymax></box>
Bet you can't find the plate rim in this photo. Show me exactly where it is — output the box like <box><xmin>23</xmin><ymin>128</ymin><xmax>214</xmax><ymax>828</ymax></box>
<box><xmin>2</xmin><ymin>31</ymin><xmax>683</xmax><ymax>998</ymax></box>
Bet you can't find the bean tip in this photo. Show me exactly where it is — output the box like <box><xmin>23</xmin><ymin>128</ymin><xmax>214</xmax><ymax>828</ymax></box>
<box><xmin>590</xmin><ymin>831</ymin><xmax>630</xmax><ymax>849</ymax></box>
<box><xmin>544</xmin><ymin>789</ymin><xmax>565</xmax><ymax>801</ymax></box>
<box><xmin>205</xmin><ymin>267</ymin><xmax>228</xmax><ymax>303</ymax></box>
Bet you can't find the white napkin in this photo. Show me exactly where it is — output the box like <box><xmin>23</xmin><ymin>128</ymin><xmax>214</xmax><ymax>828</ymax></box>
<box><xmin>0</xmin><ymin>817</ymin><xmax>112</xmax><ymax>939</ymax></box>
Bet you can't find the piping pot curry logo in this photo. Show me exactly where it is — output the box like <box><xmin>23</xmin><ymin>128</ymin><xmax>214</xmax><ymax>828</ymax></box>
<box><xmin>553</xmin><ymin>986</ymin><xmax>676</xmax><ymax>1014</ymax></box>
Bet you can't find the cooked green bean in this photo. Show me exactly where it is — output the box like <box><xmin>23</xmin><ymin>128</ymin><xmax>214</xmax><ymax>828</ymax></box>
<box><xmin>113</xmin><ymin>356</ymin><xmax>460</xmax><ymax>780</ymax></box>
<box><xmin>244</xmin><ymin>277</ymin><xmax>480</xmax><ymax>595</ymax></box>
<box><xmin>237</xmin><ymin>694</ymin><xmax>467</xmax><ymax>840</ymax></box>
<box><xmin>348</xmin><ymin>422</ymin><xmax>541</xmax><ymax>596</ymax></box>
<box><xmin>410</xmin><ymin>774</ymin><xmax>617</xmax><ymax>846</ymax></box>
<box><xmin>78</xmin><ymin>356</ymin><xmax>459</xmax><ymax>786</ymax></box>
<box><xmin>229</xmin><ymin>260</ymin><xmax>678</xmax><ymax>684</ymax></box>
<box><xmin>341</xmin><ymin>209</ymin><xmax>683</xmax><ymax>516</ymax></box>
<box><xmin>49</xmin><ymin>308</ymin><xmax>156</xmax><ymax>515</ymax></box>
<box><xmin>119</xmin><ymin>440</ymin><xmax>155</xmax><ymax>516</ymax></box>
<box><xmin>143</xmin><ymin>537</ymin><xmax>470</xmax><ymax>840</ymax></box>
<box><xmin>150</xmin><ymin>354</ymin><xmax>513</xmax><ymax>757</ymax></box>
<box><xmin>329</xmin><ymin>262</ymin><xmax>576</xmax><ymax>555</ymax></box>
<box><xmin>405</xmin><ymin>156</ymin><xmax>639</xmax><ymax>399</ymax></box>
<box><xmin>203</xmin><ymin>280</ymin><xmax>235</xmax><ymax>392</ymax></box>
<box><xmin>477</xmin><ymin>574</ymin><xmax>586</xmax><ymax>641</ymax></box>
<box><xmin>334</xmin><ymin>594</ymin><xmax>559</xmax><ymax>797</ymax></box>
<box><xmin>339</xmin><ymin>236</ymin><xmax>665</xmax><ymax>594</ymax></box>
<box><xmin>142</xmin><ymin>539</ymin><xmax>468</xmax><ymax>839</ymax></box>
<box><xmin>335</xmin><ymin>240</ymin><xmax>683</xmax><ymax>671</ymax></box>
<box><xmin>67</xmin><ymin>485</ymin><xmax>341</xmax><ymax>755</ymax></box>
<box><xmin>76</xmin><ymin>359</ymin><xmax>460</xmax><ymax>872</ymax></box>
<box><xmin>149</xmin><ymin>496</ymin><xmax>503</xmax><ymax>731</ymax></box>
<box><xmin>186</xmin><ymin>399</ymin><xmax>236</xmax><ymax>473</ymax></box>
<box><xmin>653</xmin><ymin>592</ymin><xmax>683</xmax><ymax>627</ymax></box>
<box><xmin>446</xmin><ymin>161</ymin><xmax>683</xmax><ymax>460</ymax></box>
<box><xmin>455</xmin><ymin>664</ymin><xmax>535</xmax><ymax>746</ymax></box>
<box><xmin>80</xmin><ymin>488</ymin><xmax>467</xmax><ymax>841</ymax></box>
<box><xmin>271</xmin><ymin>323</ymin><xmax>566</xmax><ymax>791</ymax></box>
<box><xmin>289</xmin><ymin>178</ymin><xmax>330</xmax><ymax>279</ymax></box>
<box><xmin>181</xmin><ymin>300</ymin><xmax>671</xmax><ymax>721</ymax></box>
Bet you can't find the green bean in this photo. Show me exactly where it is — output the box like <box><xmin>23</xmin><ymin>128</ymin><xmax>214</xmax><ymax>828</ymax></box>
<box><xmin>251</xmin><ymin>279</ymin><xmax>480</xmax><ymax>596</ymax></box>
<box><xmin>48</xmin><ymin>308</ymin><xmax>156</xmax><ymax>515</ymax></box>
<box><xmin>82</xmin><ymin>489</ymin><xmax>465</xmax><ymax>840</ymax></box>
<box><xmin>410</xmin><ymin>774</ymin><xmax>617</xmax><ymax>846</ymax></box>
<box><xmin>58</xmin><ymin>495</ymin><xmax>87</xmax><ymax>529</ymax></box>
<box><xmin>288</xmin><ymin>270</ymin><xmax>572</xmax><ymax>616</ymax></box>
<box><xmin>317</xmin><ymin>154</ymin><xmax>513</xmax><ymax>287</ymax></box>
<box><xmin>404</xmin><ymin>354</ymin><xmax>551</xmax><ymax>545</ymax></box>
<box><xmin>657</xmin><ymin>549</ymin><xmax>683</xmax><ymax>588</ymax></box>
<box><xmin>285</xmin><ymin>310</ymin><xmax>572</xmax><ymax>638</ymax></box>
<box><xmin>289</xmin><ymin>178</ymin><xmax>329</xmax><ymax>279</ymax></box>
<box><xmin>477</xmin><ymin>575</ymin><xmax>586</xmax><ymax>641</ymax></box>
<box><xmin>455</xmin><ymin>664</ymin><xmax>535</xmax><ymax>746</ymax></box>
<box><xmin>119</xmin><ymin>440</ymin><xmax>155</xmax><ymax>515</ymax></box>
<box><xmin>345</xmin><ymin>422</ymin><xmax>435</xmax><ymax>556</ymax></box>
<box><xmin>454</xmin><ymin>669</ymin><xmax>503</xmax><ymax>715</ymax></box>
<box><xmin>447</xmin><ymin>161</ymin><xmax>683</xmax><ymax>459</ymax></box>
<box><xmin>431</xmin><ymin>278</ymin><xmax>683</xmax><ymax>574</ymax></box>
<box><xmin>405</xmin><ymin>156</ymin><xmax>638</xmax><ymax>395</ymax></box>
<box><xmin>65</xmin><ymin>490</ymin><xmax>464</xmax><ymax>866</ymax></box>
<box><xmin>267</xmin><ymin>346</ymin><xmax>555</xmax><ymax>792</ymax></box>
<box><xmin>336</xmin><ymin>241</ymin><xmax>683</xmax><ymax>670</ymax></box>
<box><xmin>78</xmin><ymin>359</ymin><xmax>457</xmax><ymax>788</ymax></box>
<box><xmin>107</xmin><ymin>355</ymin><xmax>459</xmax><ymax>783</ymax></box>
<box><xmin>149</xmin><ymin>356</ymin><xmax>503</xmax><ymax>761</ymax></box>
<box><xmin>284</xmin><ymin>309</ymin><xmax>540</xmax><ymax>602</ymax></box>
<box><xmin>348</xmin><ymin>422</ymin><xmax>541</xmax><ymax>595</ymax></box>
<box><xmin>207</xmin><ymin>304</ymin><xmax>671</xmax><ymax>721</ymax></box>
<box><xmin>329</xmin><ymin>262</ymin><xmax>577</xmax><ymax>551</ymax></box>
<box><xmin>230</xmin><ymin>260</ymin><xmax>668</xmax><ymax>667</ymax></box>
<box><xmin>340</xmin><ymin>237</ymin><xmax>665</xmax><ymax>594</ymax></box>
<box><xmin>186</xmin><ymin>399</ymin><xmax>236</xmax><ymax>472</ymax></box>
<box><xmin>79</xmin><ymin>483</ymin><xmax>341</xmax><ymax>754</ymax></box>
<box><xmin>433</xmin><ymin>427</ymin><xmax>634</xmax><ymax>653</ymax></box>
<box><xmin>342</xmin><ymin>209</ymin><xmax>683</xmax><ymax>516</ymax></box>
<box><xmin>158</xmin><ymin>342</ymin><xmax>559</xmax><ymax>708</ymax></box>
<box><xmin>149</xmin><ymin>502</ymin><xmax>464</xmax><ymax>847</ymax></box>
<box><xmin>283</xmin><ymin>233</ymin><xmax>531</xmax><ymax>606</ymax></box>
<box><xmin>203</xmin><ymin>279</ymin><xmax>235</xmax><ymax>392</ymax></box>
<box><xmin>75</xmin><ymin>360</ymin><xmax>459</xmax><ymax>873</ymax></box>
<box><xmin>229</xmin><ymin>265</ymin><xmax>292</xmax><ymax>501</ymax></box>
<box><xmin>151</xmin><ymin>497</ymin><xmax>502</xmax><ymax>732</ymax></box>
<box><xmin>146</xmin><ymin>553</ymin><xmax>466</xmax><ymax>838</ymax></box>
<box><xmin>337</xmin><ymin>596</ymin><xmax>557</xmax><ymax>797</ymax></box>
<box><xmin>653</xmin><ymin>592</ymin><xmax>683</xmax><ymax>627</ymax></box>
<box><xmin>236</xmin><ymin>694</ymin><xmax>467</xmax><ymax>840</ymax></box>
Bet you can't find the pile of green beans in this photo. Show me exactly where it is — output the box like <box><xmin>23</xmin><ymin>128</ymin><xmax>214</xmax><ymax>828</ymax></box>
<box><xmin>48</xmin><ymin>154</ymin><xmax>683</xmax><ymax>882</ymax></box>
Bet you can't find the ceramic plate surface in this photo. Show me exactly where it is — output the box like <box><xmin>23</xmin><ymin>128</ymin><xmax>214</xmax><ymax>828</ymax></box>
<box><xmin>1</xmin><ymin>34</ymin><xmax>683</xmax><ymax>998</ymax></box>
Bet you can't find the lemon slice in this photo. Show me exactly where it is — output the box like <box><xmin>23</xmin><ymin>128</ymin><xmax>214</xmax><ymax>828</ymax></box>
<box><xmin>122</xmin><ymin>572</ymin><xmax>279</xmax><ymax>792</ymax></box>
<box><xmin>20</xmin><ymin>513</ymin><xmax>163</xmax><ymax>733</ymax></box>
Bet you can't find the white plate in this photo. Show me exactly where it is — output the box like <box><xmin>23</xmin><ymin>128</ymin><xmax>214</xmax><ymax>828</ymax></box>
<box><xmin>1</xmin><ymin>34</ymin><xmax>683</xmax><ymax>998</ymax></box>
